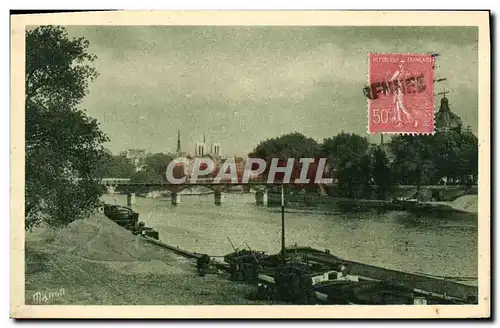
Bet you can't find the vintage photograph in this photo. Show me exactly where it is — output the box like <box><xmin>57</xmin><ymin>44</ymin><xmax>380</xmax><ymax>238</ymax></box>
<box><xmin>12</xmin><ymin>11</ymin><xmax>490</xmax><ymax>318</ymax></box>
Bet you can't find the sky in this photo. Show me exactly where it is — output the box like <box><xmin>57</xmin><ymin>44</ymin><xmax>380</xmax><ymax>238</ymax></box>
<box><xmin>65</xmin><ymin>26</ymin><xmax>479</xmax><ymax>157</ymax></box>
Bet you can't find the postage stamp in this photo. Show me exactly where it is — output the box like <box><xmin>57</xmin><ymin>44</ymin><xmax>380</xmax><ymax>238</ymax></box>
<box><xmin>367</xmin><ymin>53</ymin><xmax>435</xmax><ymax>134</ymax></box>
<box><xmin>10</xmin><ymin>11</ymin><xmax>490</xmax><ymax>320</ymax></box>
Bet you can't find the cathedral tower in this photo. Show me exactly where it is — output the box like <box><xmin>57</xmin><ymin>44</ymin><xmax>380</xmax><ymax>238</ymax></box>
<box><xmin>176</xmin><ymin>129</ymin><xmax>181</xmax><ymax>154</ymax></box>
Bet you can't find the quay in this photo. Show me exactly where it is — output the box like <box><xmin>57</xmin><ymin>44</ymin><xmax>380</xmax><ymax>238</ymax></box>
<box><xmin>139</xmin><ymin>235</ymin><xmax>478</xmax><ymax>305</ymax></box>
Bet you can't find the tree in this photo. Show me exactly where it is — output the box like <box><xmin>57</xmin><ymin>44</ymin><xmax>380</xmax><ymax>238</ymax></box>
<box><xmin>390</xmin><ymin>131</ymin><xmax>478</xmax><ymax>187</ymax></box>
<box><xmin>390</xmin><ymin>135</ymin><xmax>437</xmax><ymax>188</ymax></box>
<box><xmin>248</xmin><ymin>132</ymin><xmax>320</xmax><ymax>163</ymax></box>
<box><xmin>130</xmin><ymin>169</ymin><xmax>163</xmax><ymax>185</ymax></box>
<box><xmin>25</xmin><ymin>26</ymin><xmax>107</xmax><ymax>228</ymax></box>
<box><xmin>458</xmin><ymin>131</ymin><xmax>478</xmax><ymax>185</ymax></box>
<box><xmin>129</xmin><ymin>153</ymin><xmax>176</xmax><ymax>184</ymax></box>
<box><xmin>248</xmin><ymin>133</ymin><xmax>321</xmax><ymax>186</ymax></box>
<box><xmin>321</xmin><ymin>132</ymin><xmax>371</xmax><ymax>198</ymax></box>
<box><xmin>144</xmin><ymin>153</ymin><xmax>176</xmax><ymax>179</ymax></box>
<box><xmin>96</xmin><ymin>152</ymin><xmax>136</xmax><ymax>178</ymax></box>
<box><xmin>433</xmin><ymin>131</ymin><xmax>461</xmax><ymax>184</ymax></box>
<box><xmin>372</xmin><ymin>146</ymin><xmax>392</xmax><ymax>199</ymax></box>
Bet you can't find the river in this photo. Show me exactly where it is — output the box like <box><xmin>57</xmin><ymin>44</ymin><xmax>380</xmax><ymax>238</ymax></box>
<box><xmin>101</xmin><ymin>193</ymin><xmax>477</xmax><ymax>280</ymax></box>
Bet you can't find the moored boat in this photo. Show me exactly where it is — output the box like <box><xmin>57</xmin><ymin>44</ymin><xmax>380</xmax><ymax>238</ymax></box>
<box><xmin>224</xmin><ymin>244</ymin><xmax>478</xmax><ymax>305</ymax></box>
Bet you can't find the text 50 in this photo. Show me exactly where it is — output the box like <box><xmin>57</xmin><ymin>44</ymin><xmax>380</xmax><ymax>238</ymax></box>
<box><xmin>372</xmin><ymin>108</ymin><xmax>389</xmax><ymax>123</ymax></box>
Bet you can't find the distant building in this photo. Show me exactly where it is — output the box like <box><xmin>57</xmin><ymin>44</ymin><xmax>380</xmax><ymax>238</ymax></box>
<box><xmin>123</xmin><ymin>149</ymin><xmax>146</xmax><ymax>172</ymax></box>
<box><xmin>373</xmin><ymin>94</ymin><xmax>470</xmax><ymax>164</ymax></box>
<box><xmin>176</xmin><ymin>129</ymin><xmax>181</xmax><ymax>154</ymax></box>
<box><xmin>435</xmin><ymin>95</ymin><xmax>463</xmax><ymax>133</ymax></box>
<box><xmin>195</xmin><ymin>141</ymin><xmax>206</xmax><ymax>156</ymax></box>
<box><xmin>193</xmin><ymin>133</ymin><xmax>221</xmax><ymax>158</ymax></box>
<box><xmin>211</xmin><ymin>142</ymin><xmax>221</xmax><ymax>157</ymax></box>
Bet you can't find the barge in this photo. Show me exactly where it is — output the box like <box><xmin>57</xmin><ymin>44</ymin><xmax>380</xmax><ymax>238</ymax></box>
<box><xmin>101</xmin><ymin>203</ymin><xmax>160</xmax><ymax>239</ymax></box>
<box><xmin>140</xmin><ymin>235</ymin><xmax>477</xmax><ymax>305</ymax></box>
<box><xmin>223</xmin><ymin>245</ymin><xmax>477</xmax><ymax>305</ymax></box>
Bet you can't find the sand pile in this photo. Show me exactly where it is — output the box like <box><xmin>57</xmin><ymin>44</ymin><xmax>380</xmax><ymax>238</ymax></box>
<box><xmin>450</xmin><ymin>195</ymin><xmax>478</xmax><ymax>213</ymax></box>
<box><xmin>26</xmin><ymin>212</ymin><xmax>186</xmax><ymax>289</ymax></box>
<box><xmin>24</xmin><ymin>213</ymin><xmax>266</xmax><ymax>305</ymax></box>
<box><xmin>49</xmin><ymin>213</ymin><xmax>148</xmax><ymax>261</ymax></box>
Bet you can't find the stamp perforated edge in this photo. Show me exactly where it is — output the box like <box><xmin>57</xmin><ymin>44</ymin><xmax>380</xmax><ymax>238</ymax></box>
<box><xmin>366</xmin><ymin>52</ymin><xmax>436</xmax><ymax>136</ymax></box>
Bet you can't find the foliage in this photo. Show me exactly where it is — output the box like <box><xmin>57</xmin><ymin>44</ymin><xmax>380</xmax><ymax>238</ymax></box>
<box><xmin>248</xmin><ymin>132</ymin><xmax>320</xmax><ymax>163</ymax></box>
<box><xmin>143</xmin><ymin>153</ymin><xmax>176</xmax><ymax>178</ymax></box>
<box><xmin>389</xmin><ymin>135</ymin><xmax>435</xmax><ymax>188</ymax></box>
<box><xmin>25</xmin><ymin>26</ymin><xmax>107</xmax><ymax>228</ymax></box>
<box><xmin>372</xmin><ymin>146</ymin><xmax>392</xmax><ymax>199</ymax></box>
<box><xmin>247</xmin><ymin>133</ymin><xmax>321</xmax><ymax>185</ymax></box>
<box><xmin>130</xmin><ymin>168</ymin><xmax>164</xmax><ymax>184</ymax></box>
<box><xmin>457</xmin><ymin>132</ymin><xmax>478</xmax><ymax>185</ymax></box>
<box><xmin>389</xmin><ymin>131</ymin><xmax>478</xmax><ymax>186</ymax></box>
<box><xmin>321</xmin><ymin>132</ymin><xmax>371</xmax><ymax>198</ymax></box>
<box><xmin>130</xmin><ymin>153</ymin><xmax>176</xmax><ymax>184</ymax></box>
<box><xmin>433</xmin><ymin>131</ymin><xmax>461</xmax><ymax>183</ymax></box>
<box><xmin>245</xmin><ymin>128</ymin><xmax>478</xmax><ymax>199</ymax></box>
<box><xmin>96</xmin><ymin>152</ymin><xmax>136</xmax><ymax>178</ymax></box>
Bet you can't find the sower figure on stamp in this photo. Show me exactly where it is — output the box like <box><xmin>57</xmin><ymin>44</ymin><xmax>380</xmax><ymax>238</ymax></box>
<box><xmin>389</xmin><ymin>60</ymin><xmax>417</xmax><ymax>127</ymax></box>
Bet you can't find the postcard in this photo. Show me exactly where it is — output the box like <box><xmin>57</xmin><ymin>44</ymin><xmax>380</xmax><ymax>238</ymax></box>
<box><xmin>11</xmin><ymin>10</ymin><xmax>490</xmax><ymax>319</ymax></box>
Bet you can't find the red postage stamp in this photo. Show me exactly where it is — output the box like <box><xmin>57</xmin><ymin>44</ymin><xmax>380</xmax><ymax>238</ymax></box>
<box><xmin>366</xmin><ymin>53</ymin><xmax>435</xmax><ymax>134</ymax></box>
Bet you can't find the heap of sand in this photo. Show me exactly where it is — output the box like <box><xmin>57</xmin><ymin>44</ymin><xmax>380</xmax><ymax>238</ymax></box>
<box><xmin>50</xmin><ymin>213</ymin><xmax>149</xmax><ymax>262</ymax></box>
<box><xmin>24</xmin><ymin>213</ymin><xmax>261</xmax><ymax>305</ymax></box>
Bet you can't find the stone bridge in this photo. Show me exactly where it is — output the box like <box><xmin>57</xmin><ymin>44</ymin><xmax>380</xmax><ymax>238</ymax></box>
<box><xmin>99</xmin><ymin>177</ymin><xmax>276</xmax><ymax>206</ymax></box>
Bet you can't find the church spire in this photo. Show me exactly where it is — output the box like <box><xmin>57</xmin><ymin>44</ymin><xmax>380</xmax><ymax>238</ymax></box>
<box><xmin>176</xmin><ymin>129</ymin><xmax>181</xmax><ymax>154</ymax></box>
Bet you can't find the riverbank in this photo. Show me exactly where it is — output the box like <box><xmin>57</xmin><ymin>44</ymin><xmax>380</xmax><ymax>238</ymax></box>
<box><xmin>25</xmin><ymin>213</ymin><xmax>267</xmax><ymax>305</ymax></box>
<box><xmin>267</xmin><ymin>193</ymin><xmax>478</xmax><ymax>214</ymax></box>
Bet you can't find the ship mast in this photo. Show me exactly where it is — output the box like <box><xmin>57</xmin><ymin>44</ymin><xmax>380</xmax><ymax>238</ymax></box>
<box><xmin>281</xmin><ymin>183</ymin><xmax>286</xmax><ymax>264</ymax></box>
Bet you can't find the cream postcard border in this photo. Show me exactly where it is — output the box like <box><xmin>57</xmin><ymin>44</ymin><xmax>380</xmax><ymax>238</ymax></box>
<box><xmin>10</xmin><ymin>10</ymin><xmax>491</xmax><ymax>319</ymax></box>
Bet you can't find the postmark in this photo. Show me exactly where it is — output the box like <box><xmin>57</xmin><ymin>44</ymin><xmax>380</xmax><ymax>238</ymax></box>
<box><xmin>366</xmin><ymin>53</ymin><xmax>435</xmax><ymax>134</ymax></box>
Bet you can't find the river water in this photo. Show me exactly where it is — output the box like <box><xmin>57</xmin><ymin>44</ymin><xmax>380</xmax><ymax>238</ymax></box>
<box><xmin>101</xmin><ymin>193</ymin><xmax>477</xmax><ymax>280</ymax></box>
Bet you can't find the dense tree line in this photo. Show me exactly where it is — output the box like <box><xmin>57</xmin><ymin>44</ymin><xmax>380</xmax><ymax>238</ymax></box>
<box><xmin>108</xmin><ymin>130</ymin><xmax>478</xmax><ymax>199</ymax></box>
<box><xmin>248</xmin><ymin>131</ymin><xmax>478</xmax><ymax>199</ymax></box>
<box><xmin>389</xmin><ymin>131</ymin><xmax>478</xmax><ymax>187</ymax></box>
